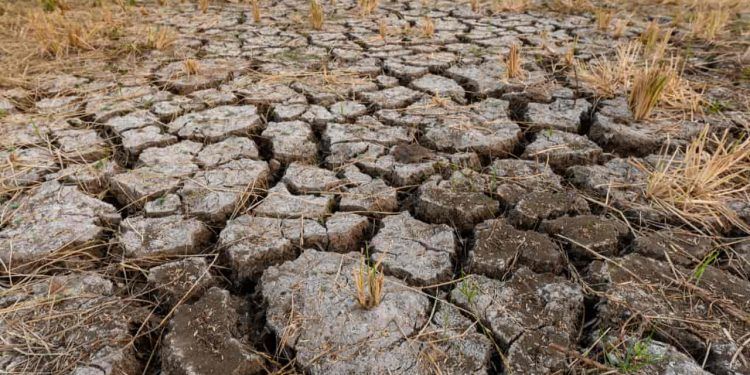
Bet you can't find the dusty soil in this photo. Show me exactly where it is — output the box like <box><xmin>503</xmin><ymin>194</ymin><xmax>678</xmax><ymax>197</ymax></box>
<box><xmin>1</xmin><ymin>0</ymin><xmax>750</xmax><ymax>374</ymax></box>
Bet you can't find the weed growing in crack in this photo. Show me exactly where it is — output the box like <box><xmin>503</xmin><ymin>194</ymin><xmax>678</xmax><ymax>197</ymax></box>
<box><xmin>310</xmin><ymin>0</ymin><xmax>324</xmax><ymax>30</ymax></box>
<box><xmin>421</xmin><ymin>17</ymin><xmax>435</xmax><ymax>38</ymax></box>
<box><xmin>602</xmin><ymin>337</ymin><xmax>663</xmax><ymax>373</ymax></box>
<box><xmin>504</xmin><ymin>43</ymin><xmax>523</xmax><ymax>79</ymax></box>
<box><xmin>183</xmin><ymin>58</ymin><xmax>200</xmax><ymax>76</ymax></box>
<box><xmin>693</xmin><ymin>249</ymin><xmax>720</xmax><ymax>284</ymax></box>
<box><xmin>252</xmin><ymin>0</ymin><xmax>261</xmax><ymax>23</ymax></box>
<box><xmin>457</xmin><ymin>274</ymin><xmax>479</xmax><ymax>305</ymax></box>
<box><xmin>595</xmin><ymin>8</ymin><xmax>613</xmax><ymax>31</ymax></box>
<box><xmin>628</xmin><ymin>65</ymin><xmax>669</xmax><ymax>121</ymax></box>
<box><xmin>358</xmin><ymin>0</ymin><xmax>378</xmax><ymax>16</ymax></box>
<box><xmin>352</xmin><ymin>255</ymin><xmax>384</xmax><ymax>309</ymax></box>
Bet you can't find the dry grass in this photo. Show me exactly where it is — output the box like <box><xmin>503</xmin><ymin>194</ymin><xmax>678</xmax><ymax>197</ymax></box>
<box><xmin>309</xmin><ymin>0</ymin><xmax>324</xmax><ymax>30</ymax></box>
<box><xmin>252</xmin><ymin>0</ymin><xmax>261</xmax><ymax>23</ymax></box>
<box><xmin>628</xmin><ymin>64</ymin><xmax>670</xmax><ymax>121</ymax></box>
<box><xmin>470</xmin><ymin>0</ymin><xmax>480</xmax><ymax>12</ymax></box>
<box><xmin>575</xmin><ymin>41</ymin><xmax>641</xmax><ymax>98</ymax></box>
<box><xmin>358</xmin><ymin>0</ymin><xmax>379</xmax><ymax>16</ymax></box>
<box><xmin>689</xmin><ymin>8</ymin><xmax>731</xmax><ymax>41</ymax></box>
<box><xmin>183</xmin><ymin>58</ymin><xmax>200</xmax><ymax>75</ymax></box>
<box><xmin>199</xmin><ymin>0</ymin><xmax>209</xmax><ymax>14</ymax></box>
<box><xmin>612</xmin><ymin>18</ymin><xmax>628</xmax><ymax>38</ymax></box>
<box><xmin>504</xmin><ymin>43</ymin><xmax>523</xmax><ymax>79</ymax></box>
<box><xmin>143</xmin><ymin>26</ymin><xmax>175</xmax><ymax>51</ymax></box>
<box><xmin>493</xmin><ymin>0</ymin><xmax>530</xmax><ymax>12</ymax></box>
<box><xmin>352</xmin><ymin>256</ymin><xmax>384</xmax><ymax>309</ymax></box>
<box><xmin>548</xmin><ymin>0</ymin><xmax>593</xmax><ymax>13</ymax></box>
<box><xmin>595</xmin><ymin>8</ymin><xmax>614</xmax><ymax>31</ymax></box>
<box><xmin>640</xmin><ymin>127</ymin><xmax>750</xmax><ymax>234</ymax></box>
<box><xmin>421</xmin><ymin>16</ymin><xmax>435</xmax><ymax>38</ymax></box>
<box><xmin>378</xmin><ymin>20</ymin><xmax>388</xmax><ymax>39</ymax></box>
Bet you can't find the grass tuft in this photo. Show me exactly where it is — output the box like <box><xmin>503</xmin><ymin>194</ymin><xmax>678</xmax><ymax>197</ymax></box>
<box><xmin>421</xmin><ymin>16</ymin><xmax>435</xmax><ymax>38</ymax></box>
<box><xmin>504</xmin><ymin>43</ymin><xmax>522</xmax><ymax>79</ymax></box>
<box><xmin>198</xmin><ymin>0</ymin><xmax>208</xmax><ymax>14</ymax></box>
<box><xmin>640</xmin><ymin>126</ymin><xmax>750</xmax><ymax>234</ymax></box>
<box><xmin>252</xmin><ymin>0</ymin><xmax>261</xmax><ymax>23</ymax></box>
<box><xmin>595</xmin><ymin>8</ymin><xmax>613</xmax><ymax>31</ymax></box>
<box><xmin>628</xmin><ymin>64</ymin><xmax>670</xmax><ymax>121</ymax></box>
<box><xmin>690</xmin><ymin>7</ymin><xmax>730</xmax><ymax>41</ymax></box>
<box><xmin>183</xmin><ymin>58</ymin><xmax>200</xmax><ymax>75</ymax></box>
<box><xmin>309</xmin><ymin>0</ymin><xmax>324</xmax><ymax>30</ymax></box>
<box><xmin>352</xmin><ymin>256</ymin><xmax>384</xmax><ymax>309</ymax></box>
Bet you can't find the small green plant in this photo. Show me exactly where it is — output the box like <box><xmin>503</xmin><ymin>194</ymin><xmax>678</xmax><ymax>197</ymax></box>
<box><xmin>41</xmin><ymin>0</ymin><xmax>57</xmax><ymax>12</ymax></box>
<box><xmin>692</xmin><ymin>249</ymin><xmax>720</xmax><ymax>284</ymax></box>
<box><xmin>0</xmin><ymin>109</ymin><xmax>7</xmax><ymax>118</ymax></box>
<box><xmin>457</xmin><ymin>274</ymin><xmax>479</xmax><ymax>305</ymax></box>
<box><xmin>604</xmin><ymin>337</ymin><xmax>663</xmax><ymax>373</ymax></box>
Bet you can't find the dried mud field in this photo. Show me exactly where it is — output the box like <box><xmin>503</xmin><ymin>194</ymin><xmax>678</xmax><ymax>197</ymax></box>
<box><xmin>1</xmin><ymin>0</ymin><xmax>750</xmax><ymax>374</ymax></box>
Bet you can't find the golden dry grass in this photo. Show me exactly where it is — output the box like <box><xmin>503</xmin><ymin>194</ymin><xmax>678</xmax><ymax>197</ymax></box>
<box><xmin>640</xmin><ymin>127</ymin><xmax>750</xmax><ymax>234</ymax></box>
<box><xmin>352</xmin><ymin>256</ymin><xmax>384</xmax><ymax>309</ymax></box>
<box><xmin>421</xmin><ymin>16</ymin><xmax>435</xmax><ymax>38</ymax></box>
<box><xmin>309</xmin><ymin>0</ymin><xmax>324</xmax><ymax>30</ymax></box>
<box><xmin>252</xmin><ymin>0</ymin><xmax>261</xmax><ymax>23</ymax></box>
<box><xmin>504</xmin><ymin>43</ymin><xmax>522</xmax><ymax>79</ymax></box>
<box><xmin>575</xmin><ymin>41</ymin><xmax>641</xmax><ymax>98</ymax></box>
<box><xmin>628</xmin><ymin>64</ymin><xmax>670</xmax><ymax>121</ymax></box>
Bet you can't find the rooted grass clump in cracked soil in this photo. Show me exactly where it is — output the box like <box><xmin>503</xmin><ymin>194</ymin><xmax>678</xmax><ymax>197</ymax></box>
<box><xmin>1</xmin><ymin>0</ymin><xmax>750</xmax><ymax>373</ymax></box>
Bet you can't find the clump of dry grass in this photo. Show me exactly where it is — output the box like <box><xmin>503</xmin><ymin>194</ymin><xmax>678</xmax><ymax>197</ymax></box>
<box><xmin>183</xmin><ymin>58</ymin><xmax>200</xmax><ymax>75</ymax></box>
<box><xmin>575</xmin><ymin>41</ymin><xmax>641</xmax><ymax>98</ymax></box>
<box><xmin>493</xmin><ymin>0</ymin><xmax>530</xmax><ymax>12</ymax></box>
<box><xmin>548</xmin><ymin>0</ymin><xmax>593</xmax><ymax>14</ymax></box>
<box><xmin>252</xmin><ymin>0</ymin><xmax>261</xmax><ymax>23</ymax></box>
<box><xmin>421</xmin><ymin>16</ymin><xmax>435</xmax><ymax>38</ymax></box>
<box><xmin>143</xmin><ymin>26</ymin><xmax>175</xmax><ymax>51</ymax></box>
<box><xmin>504</xmin><ymin>43</ymin><xmax>523</xmax><ymax>79</ymax></box>
<box><xmin>470</xmin><ymin>0</ymin><xmax>480</xmax><ymax>12</ymax></box>
<box><xmin>628</xmin><ymin>64</ymin><xmax>670</xmax><ymax>121</ymax></box>
<box><xmin>378</xmin><ymin>20</ymin><xmax>388</xmax><ymax>39</ymax></box>
<box><xmin>595</xmin><ymin>8</ymin><xmax>614</xmax><ymax>31</ymax></box>
<box><xmin>352</xmin><ymin>256</ymin><xmax>384</xmax><ymax>309</ymax></box>
<box><xmin>641</xmin><ymin>127</ymin><xmax>750</xmax><ymax>234</ymax></box>
<box><xmin>358</xmin><ymin>0</ymin><xmax>379</xmax><ymax>16</ymax></box>
<box><xmin>689</xmin><ymin>8</ymin><xmax>731</xmax><ymax>41</ymax></box>
<box><xmin>309</xmin><ymin>0</ymin><xmax>324</xmax><ymax>30</ymax></box>
<box><xmin>199</xmin><ymin>0</ymin><xmax>209</xmax><ymax>14</ymax></box>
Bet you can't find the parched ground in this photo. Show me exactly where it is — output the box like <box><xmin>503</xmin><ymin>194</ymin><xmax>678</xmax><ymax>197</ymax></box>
<box><xmin>1</xmin><ymin>0</ymin><xmax>750</xmax><ymax>374</ymax></box>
